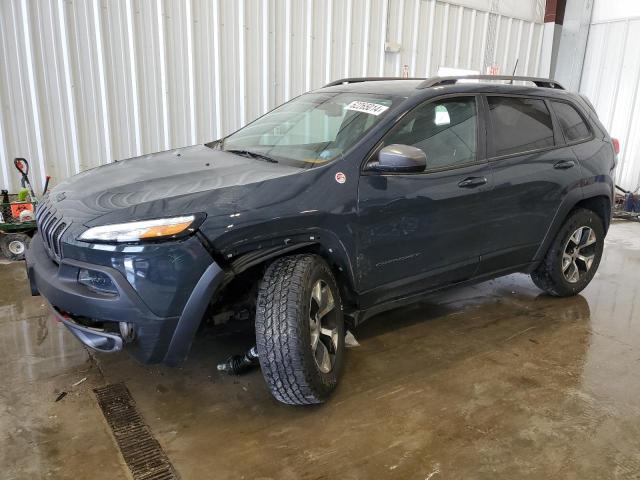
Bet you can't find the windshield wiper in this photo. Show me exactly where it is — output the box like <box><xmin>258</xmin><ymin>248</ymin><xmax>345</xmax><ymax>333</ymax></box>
<box><xmin>225</xmin><ymin>149</ymin><xmax>278</xmax><ymax>163</ymax></box>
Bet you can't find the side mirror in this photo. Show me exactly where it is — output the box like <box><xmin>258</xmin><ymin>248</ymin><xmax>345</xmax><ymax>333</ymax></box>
<box><xmin>368</xmin><ymin>144</ymin><xmax>426</xmax><ymax>173</ymax></box>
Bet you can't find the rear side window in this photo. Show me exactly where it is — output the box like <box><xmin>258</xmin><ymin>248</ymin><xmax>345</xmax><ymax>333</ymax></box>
<box><xmin>487</xmin><ymin>96</ymin><xmax>554</xmax><ymax>157</ymax></box>
<box><xmin>551</xmin><ymin>101</ymin><xmax>591</xmax><ymax>142</ymax></box>
<box><xmin>383</xmin><ymin>97</ymin><xmax>477</xmax><ymax>170</ymax></box>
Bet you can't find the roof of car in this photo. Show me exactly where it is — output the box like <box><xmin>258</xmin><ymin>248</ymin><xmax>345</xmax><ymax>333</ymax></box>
<box><xmin>319</xmin><ymin>79</ymin><xmax>424</xmax><ymax>97</ymax></box>
<box><xmin>317</xmin><ymin>75</ymin><xmax>567</xmax><ymax>98</ymax></box>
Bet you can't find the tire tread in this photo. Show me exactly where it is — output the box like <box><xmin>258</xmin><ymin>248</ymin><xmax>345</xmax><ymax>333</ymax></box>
<box><xmin>255</xmin><ymin>254</ymin><xmax>332</xmax><ymax>405</ymax></box>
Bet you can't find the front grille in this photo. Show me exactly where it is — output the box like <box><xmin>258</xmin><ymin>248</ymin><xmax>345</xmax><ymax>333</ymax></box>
<box><xmin>36</xmin><ymin>199</ymin><xmax>69</xmax><ymax>262</ymax></box>
<box><xmin>51</xmin><ymin>222</ymin><xmax>67</xmax><ymax>256</ymax></box>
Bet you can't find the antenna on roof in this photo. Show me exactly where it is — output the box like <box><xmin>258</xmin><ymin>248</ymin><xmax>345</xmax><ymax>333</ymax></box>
<box><xmin>509</xmin><ymin>59</ymin><xmax>519</xmax><ymax>84</ymax></box>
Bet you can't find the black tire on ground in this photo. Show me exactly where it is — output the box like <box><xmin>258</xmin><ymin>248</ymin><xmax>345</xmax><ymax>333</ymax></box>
<box><xmin>531</xmin><ymin>208</ymin><xmax>605</xmax><ymax>297</ymax></box>
<box><xmin>0</xmin><ymin>233</ymin><xmax>30</xmax><ymax>261</ymax></box>
<box><xmin>255</xmin><ymin>254</ymin><xmax>345</xmax><ymax>405</ymax></box>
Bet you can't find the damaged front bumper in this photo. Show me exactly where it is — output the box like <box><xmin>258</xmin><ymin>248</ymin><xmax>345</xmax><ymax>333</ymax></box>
<box><xmin>53</xmin><ymin>308</ymin><xmax>124</xmax><ymax>353</ymax></box>
<box><xmin>25</xmin><ymin>232</ymin><xmax>225</xmax><ymax>365</ymax></box>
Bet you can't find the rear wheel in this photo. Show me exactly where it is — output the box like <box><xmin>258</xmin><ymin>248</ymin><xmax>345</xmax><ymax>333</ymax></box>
<box><xmin>0</xmin><ymin>233</ymin><xmax>30</xmax><ymax>261</ymax></box>
<box><xmin>255</xmin><ymin>254</ymin><xmax>345</xmax><ymax>405</ymax></box>
<box><xmin>531</xmin><ymin>208</ymin><xmax>604</xmax><ymax>296</ymax></box>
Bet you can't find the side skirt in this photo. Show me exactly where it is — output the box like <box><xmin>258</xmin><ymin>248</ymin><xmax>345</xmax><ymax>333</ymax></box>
<box><xmin>348</xmin><ymin>262</ymin><xmax>535</xmax><ymax>326</ymax></box>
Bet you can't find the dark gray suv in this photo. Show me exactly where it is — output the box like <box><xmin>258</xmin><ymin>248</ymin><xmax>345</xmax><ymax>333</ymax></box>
<box><xmin>26</xmin><ymin>75</ymin><xmax>616</xmax><ymax>405</ymax></box>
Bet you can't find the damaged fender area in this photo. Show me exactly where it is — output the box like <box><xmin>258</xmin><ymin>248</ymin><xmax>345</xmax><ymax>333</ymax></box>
<box><xmin>163</xmin><ymin>261</ymin><xmax>226</xmax><ymax>366</ymax></box>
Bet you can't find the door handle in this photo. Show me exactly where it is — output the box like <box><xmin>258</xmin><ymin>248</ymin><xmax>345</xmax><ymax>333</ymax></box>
<box><xmin>458</xmin><ymin>176</ymin><xmax>487</xmax><ymax>188</ymax></box>
<box><xmin>553</xmin><ymin>160</ymin><xmax>576</xmax><ymax>170</ymax></box>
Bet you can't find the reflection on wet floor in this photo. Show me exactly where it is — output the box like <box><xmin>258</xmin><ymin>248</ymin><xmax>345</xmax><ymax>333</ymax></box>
<box><xmin>0</xmin><ymin>316</ymin><xmax>88</xmax><ymax>384</ymax></box>
<box><xmin>1</xmin><ymin>221</ymin><xmax>640</xmax><ymax>479</ymax></box>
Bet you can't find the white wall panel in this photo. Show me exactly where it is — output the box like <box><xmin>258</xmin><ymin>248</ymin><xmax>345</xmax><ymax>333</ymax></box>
<box><xmin>580</xmin><ymin>13</ymin><xmax>640</xmax><ymax>191</ymax></box>
<box><xmin>592</xmin><ymin>0</ymin><xmax>640</xmax><ymax>24</ymax></box>
<box><xmin>0</xmin><ymin>0</ymin><xmax>544</xmax><ymax>192</ymax></box>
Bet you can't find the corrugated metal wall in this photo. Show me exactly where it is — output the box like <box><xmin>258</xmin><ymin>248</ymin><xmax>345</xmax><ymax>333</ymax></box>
<box><xmin>580</xmin><ymin>8</ymin><xmax>640</xmax><ymax>191</ymax></box>
<box><xmin>0</xmin><ymin>0</ymin><xmax>544</xmax><ymax>193</ymax></box>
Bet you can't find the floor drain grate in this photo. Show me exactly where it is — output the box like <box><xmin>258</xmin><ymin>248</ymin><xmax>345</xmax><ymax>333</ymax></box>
<box><xmin>94</xmin><ymin>383</ymin><xmax>179</xmax><ymax>480</ymax></box>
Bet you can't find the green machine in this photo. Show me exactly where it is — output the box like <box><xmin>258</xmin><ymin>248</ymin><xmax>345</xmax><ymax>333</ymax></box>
<box><xmin>0</xmin><ymin>158</ymin><xmax>49</xmax><ymax>261</ymax></box>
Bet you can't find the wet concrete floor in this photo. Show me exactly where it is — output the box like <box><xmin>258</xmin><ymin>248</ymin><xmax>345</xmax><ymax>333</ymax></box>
<box><xmin>2</xmin><ymin>220</ymin><xmax>640</xmax><ymax>479</ymax></box>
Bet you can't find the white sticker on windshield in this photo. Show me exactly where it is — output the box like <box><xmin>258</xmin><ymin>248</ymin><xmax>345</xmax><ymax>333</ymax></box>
<box><xmin>346</xmin><ymin>100</ymin><xmax>389</xmax><ymax>116</ymax></box>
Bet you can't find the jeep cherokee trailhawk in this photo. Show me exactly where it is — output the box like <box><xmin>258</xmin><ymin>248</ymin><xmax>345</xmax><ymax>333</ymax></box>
<box><xmin>26</xmin><ymin>75</ymin><xmax>616</xmax><ymax>405</ymax></box>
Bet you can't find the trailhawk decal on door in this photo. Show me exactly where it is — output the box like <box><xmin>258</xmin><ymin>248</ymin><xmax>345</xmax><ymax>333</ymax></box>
<box><xmin>346</xmin><ymin>101</ymin><xmax>389</xmax><ymax>116</ymax></box>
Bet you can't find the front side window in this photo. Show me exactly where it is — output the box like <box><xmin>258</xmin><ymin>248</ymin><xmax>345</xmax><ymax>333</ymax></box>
<box><xmin>551</xmin><ymin>101</ymin><xmax>591</xmax><ymax>142</ymax></box>
<box><xmin>221</xmin><ymin>92</ymin><xmax>401</xmax><ymax>168</ymax></box>
<box><xmin>487</xmin><ymin>96</ymin><xmax>554</xmax><ymax>157</ymax></box>
<box><xmin>382</xmin><ymin>97</ymin><xmax>478</xmax><ymax>170</ymax></box>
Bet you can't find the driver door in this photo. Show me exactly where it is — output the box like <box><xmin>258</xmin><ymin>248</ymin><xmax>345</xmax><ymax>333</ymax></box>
<box><xmin>356</xmin><ymin>95</ymin><xmax>494</xmax><ymax>307</ymax></box>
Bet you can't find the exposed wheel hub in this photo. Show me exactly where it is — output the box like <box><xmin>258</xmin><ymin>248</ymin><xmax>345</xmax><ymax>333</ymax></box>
<box><xmin>562</xmin><ymin>226</ymin><xmax>597</xmax><ymax>284</ymax></box>
<box><xmin>309</xmin><ymin>279</ymin><xmax>338</xmax><ymax>373</ymax></box>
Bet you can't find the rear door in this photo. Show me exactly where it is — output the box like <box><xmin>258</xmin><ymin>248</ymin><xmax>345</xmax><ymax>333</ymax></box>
<box><xmin>477</xmin><ymin>95</ymin><xmax>584</xmax><ymax>274</ymax></box>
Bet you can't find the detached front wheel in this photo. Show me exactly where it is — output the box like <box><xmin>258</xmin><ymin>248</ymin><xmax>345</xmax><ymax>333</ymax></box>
<box><xmin>255</xmin><ymin>254</ymin><xmax>345</xmax><ymax>405</ymax></box>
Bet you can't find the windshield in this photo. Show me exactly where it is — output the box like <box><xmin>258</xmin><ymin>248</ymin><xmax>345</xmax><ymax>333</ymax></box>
<box><xmin>221</xmin><ymin>92</ymin><xmax>401</xmax><ymax>168</ymax></box>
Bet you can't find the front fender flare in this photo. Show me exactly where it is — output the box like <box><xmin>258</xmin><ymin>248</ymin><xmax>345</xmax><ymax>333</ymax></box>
<box><xmin>163</xmin><ymin>262</ymin><xmax>226</xmax><ymax>366</ymax></box>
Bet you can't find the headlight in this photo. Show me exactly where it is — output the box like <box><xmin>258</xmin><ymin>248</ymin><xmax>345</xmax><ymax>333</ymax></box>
<box><xmin>79</xmin><ymin>215</ymin><xmax>197</xmax><ymax>243</ymax></box>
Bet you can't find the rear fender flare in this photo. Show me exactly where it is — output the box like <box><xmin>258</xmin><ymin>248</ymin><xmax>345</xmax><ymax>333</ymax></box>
<box><xmin>534</xmin><ymin>188</ymin><xmax>583</xmax><ymax>264</ymax></box>
<box><xmin>533</xmin><ymin>185</ymin><xmax>612</xmax><ymax>264</ymax></box>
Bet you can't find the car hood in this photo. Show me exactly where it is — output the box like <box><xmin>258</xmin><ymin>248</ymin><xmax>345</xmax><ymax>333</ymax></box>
<box><xmin>47</xmin><ymin>145</ymin><xmax>302</xmax><ymax>225</ymax></box>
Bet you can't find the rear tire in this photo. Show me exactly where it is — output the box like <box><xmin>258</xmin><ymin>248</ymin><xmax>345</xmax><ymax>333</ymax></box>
<box><xmin>255</xmin><ymin>254</ymin><xmax>345</xmax><ymax>405</ymax></box>
<box><xmin>0</xmin><ymin>233</ymin><xmax>30</xmax><ymax>261</ymax></box>
<box><xmin>531</xmin><ymin>208</ymin><xmax>604</xmax><ymax>297</ymax></box>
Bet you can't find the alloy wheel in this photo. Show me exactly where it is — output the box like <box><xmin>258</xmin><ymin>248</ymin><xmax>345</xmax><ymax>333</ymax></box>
<box><xmin>309</xmin><ymin>279</ymin><xmax>339</xmax><ymax>373</ymax></box>
<box><xmin>562</xmin><ymin>226</ymin><xmax>597</xmax><ymax>284</ymax></box>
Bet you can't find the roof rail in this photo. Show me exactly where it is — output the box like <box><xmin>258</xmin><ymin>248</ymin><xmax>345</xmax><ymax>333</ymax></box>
<box><xmin>324</xmin><ymin>77</ymin><xmax>426</xmax><ymax>88</ymax></box>
<box><xmin>417</xmin><ymin>75</ymin><xmax>565</xmax><ymax>90</ymax></box>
